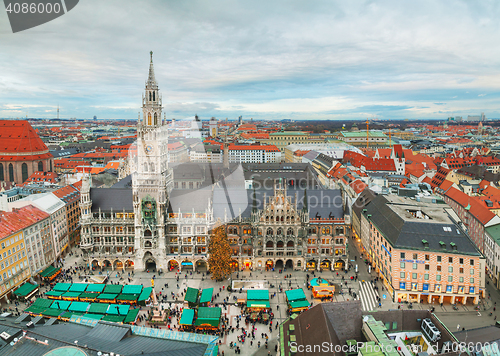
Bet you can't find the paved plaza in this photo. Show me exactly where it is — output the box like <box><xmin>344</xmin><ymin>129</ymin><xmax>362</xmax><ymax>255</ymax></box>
<box><xmin>4</xmin><ymin>236</ymin><xmax>500</xmax><ymax>356</ymax></box>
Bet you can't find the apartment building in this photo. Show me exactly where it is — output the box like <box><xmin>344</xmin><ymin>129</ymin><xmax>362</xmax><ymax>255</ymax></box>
<box><xmin>0</xmin><ymin>205</ymin><xmax>45</xmax><ymax>302</ymax></box>
<box><xmin>361</xmin><ymin>195</ymin><xmax>483</xmax><ymax>305</ymax></box>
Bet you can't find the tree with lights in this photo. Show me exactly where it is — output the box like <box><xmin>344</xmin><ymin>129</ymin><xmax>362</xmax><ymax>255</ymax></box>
<box><xmin>208</xmin><ymin>225</ymin><xmax>232</xmax><ymax>281</ymax></box>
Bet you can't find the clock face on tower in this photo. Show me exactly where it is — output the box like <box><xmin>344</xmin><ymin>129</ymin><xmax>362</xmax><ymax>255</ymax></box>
<box><xmin>145</xmin><ymin>145</ymin><xmax>153</xmax><ymax>154</ymax></box>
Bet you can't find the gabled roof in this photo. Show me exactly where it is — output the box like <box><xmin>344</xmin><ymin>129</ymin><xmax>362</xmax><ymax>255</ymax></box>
<box><xmin>0</xmin><ymin>205</ymin><xmax>49</xmax><ymax>239</ymax></box>
<box><xmin>445</xmin><ymin>187</ymin><xmax>496</xmax><ymax>225</ymax></box>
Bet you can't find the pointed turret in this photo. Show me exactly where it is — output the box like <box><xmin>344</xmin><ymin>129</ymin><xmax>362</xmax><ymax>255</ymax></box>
<box><xmin>147</xmin><ymin>51</ymin><xmax>157</xmax><ymax>88</ymax></box>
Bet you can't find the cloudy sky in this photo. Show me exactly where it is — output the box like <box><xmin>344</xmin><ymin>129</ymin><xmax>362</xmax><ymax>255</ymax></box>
<box><xmin>1</xmin><ymin>0</ymin><xmax>500</xmax><ymax>121</ymax></box>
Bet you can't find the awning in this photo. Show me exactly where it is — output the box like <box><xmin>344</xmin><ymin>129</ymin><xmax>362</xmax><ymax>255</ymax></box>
<box><xmin>289</xmin><ymin>300</ymin><xmax>310</xmax><ymax>309</ymax></box>
<box><xmin>32</xmin><ymin>298</ymin><xmax>53</xmax><ymax>309</ymax></box>
<box><xmin>197</xmin><ymin>307</ymin><xmax>221</xmax><ymax>320</ymax></box>
<box><xmin>285</xmin><ymin>289</ymin><xmax>306</xmax><ymax>302</ymax></box>
<box><xmin>246</xmin><ymin>301</ymin><xmax>270</xmax><ymax>308</ymax></box>
<box><xmin>96</xmin><ymin>293</ymin><xmax>118</xmax><ymax>301</ymax></box>
<box><xmin>195</xmin><ymin>318</ymin><xmax>219</xmax><ymax>327</ymax></box>
<box><xmin>184</xmin><ymin>287</ymin><xmax>199</xmax><ymax>304</ymax></box>
<box><xmin>25</xmin><ymin>306</ymin><xmax>46</xmax><ymax>314</ymax></box>
<box><xmin>69</xmin><ymin>283</ymin><xmax>88</xmax><ymax>293</ymax></box>
<box><xmin>116</xmin><ymin>294</ymin><xmax>138</xmax><ymax>302</ymax></box>
<box><xmin>181</xmin><ymin>261</ymin><xmax>193</xmax><ymax>266</ymax></box>
<box><xmin>199</xmin><ymin>288</ymin><xmax>213</xmax><ymax>304</ymax></box>
<box><xmin>88</xmin><ymin>303</ymin><xmax>110</xmax><ymax>314</ymax></box>
<box><xmin>121</xmin><ymin>285</ymin><xmax>143</xmax><ymax>295</ymax></box>
<box><xmin>13</xmin><ymin>283</ymin><xmax>38</xmax><ymax>298</ymax></box>
<box><xmin>68</xmin><ymin>301</ymin><xmax>90</xmax><ymax>313</ymax></box>
<box><xmin>45</xmin><ymin>291</ymin><xmax>64</xmax><ymax>298</ymax></box>
<box><xmin>106</xmin><ymin>304</ymin><xmax>130</xmax><ymax>315</ymax></box>
<box><xmin>103</xmin><ymin>285</ymin><xmax>123</xmax><ymax>294</ymax></box>
<box><xmin>83</xmin><ymin>313</ymin><xmax>104</xmax><ymax>320</ymax></box>
<box><xmin>123</xmin><ymin>308</ymin><xmax>140</xmax><ymax>324</ymax></box>
<box><xmin>61</xmin><ymin>292</ymin><xmax>82</xmax><ymax>300</ymax></box>
<box><xmin>138</xmin><ymin>287</ymin><xmax>152</xmax><ymax>302</ymax></box>
<box><xmin>78</xmin><ymin>292</ymin><xmax>99</xmax><ymax>300</ymax></box>
<box><xmin>179</xmin><ymin>308</ymin><xmax>195</xmax><ymax>325</ymax></box>
<box><xmin>247</xmin><ymin>290</ymin><xmax>269</xmax><ymax>301</ymax></box>
<box><xmin>85</xmin><ymin>284</ymin><xmax>105</xmax><ymax>293</ymax></box>
<box><xmin>50</xmin><ymin>300</ymin><xmax>71</xmax><ymax>310</ymax></box>
<box><xmin>53</xmin><ymin>283</ymin><xmax>71</xmax><ymax>292</ymax></box>
<box><xmin>42</xmin><ymin>308</ymin><xmax>64</xmax><ymax>318</ymax></box>
<box><xmin>40</xmin><ymin>266</ymin><xmax>61</xmax><ymax>279</ymax></box>
<box><xmin>101</xmin><ymin>315</ymin><xmax>125</xmax><ymax>323</ymax></box>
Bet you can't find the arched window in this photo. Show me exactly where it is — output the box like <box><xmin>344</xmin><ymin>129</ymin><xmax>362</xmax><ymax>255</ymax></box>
<box><xmin>143</xmin><ymin>162</ymin><xmax>148</xmax><ymax>171</ymax></box>
<box><xmin>38</xmin><ymin>161</ymin><xmax>43</xmax><ymax>171</ymax></box>
<box><xmin>287</xmin><ymin>228</ymin><xmax>293</xmax><ymax>236</ymax></box>
<box><xmin>150</xmin><ymin>162</ymin><xmax>155</xmax><ymax>172</ymax></box>
<box><xmin>277</xmin><ymin>228</ymin><xmax>283</xmax><ymax>236</ymax></box>
<box><xmin>154</xmin><ymin>113</ymin><xmax>157</xmax><ymax>126</ymax></box>
<box><xmin>21</xmin><ymin>163</ymin><xmax>28</xmax><ymax>182</ymax></box>
<box><xmin>49</xmin><ymin>160</ymin><xmax>52</xmax><ymax>172</ymax></box>
<box><xmin>266</xmin><ymin>228</ymin><xmax>273</xmax><ymax>236</ymax></box>
<box><xmin>149</xmin><ymin>92</ymin><xmax>152</xmax><ymax>101</ymax></box>
<box><xmin>0</xmin><ymin>163</ymin><xmax>3</xmax><ymax>181</ymax></box>
<box><xmin>8</xmin><ymin>163</ymin><xmax>13</xmax><ymax>182</ymax></box>
<box><xmin>153</xmin><ymin>91</ymin><xmax>155</xmax><ymax>101</ymax></box>
<box><xmin>148</xmin><ymin>113</ymin><xmax>152</xmax><ymax>126</ymax></box>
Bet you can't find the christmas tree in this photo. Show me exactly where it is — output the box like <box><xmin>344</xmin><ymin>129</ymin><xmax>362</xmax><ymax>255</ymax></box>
<box><xmin>208</xmin><ymin>225</ymin><xmax>232</xmax><ymax>281</ymax></box>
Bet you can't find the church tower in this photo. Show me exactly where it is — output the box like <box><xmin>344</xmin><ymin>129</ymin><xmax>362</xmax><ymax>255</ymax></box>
<box><xmin>133</xmin><ymin>51</ymin><xmax>171</xmax><ymax>271</ymax></box>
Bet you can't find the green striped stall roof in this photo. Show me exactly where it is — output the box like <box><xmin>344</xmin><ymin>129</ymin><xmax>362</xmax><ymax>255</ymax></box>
<box><xmin>285</xmin><ymin>289</ymin><xmax>306</xmax><ymax>302</ymax></box>
<box><xmin>179</xmin><ymin>308</ymin><xmax>195</xmax><ymax>325</ymax></box>
<box><xmin>40</xmin><ymin>266</ymin><xmax>60</xmax><ymax>278</ymax></box>
<box><xmin>107</xmin><ymin>304</ymin><xmax>130</xmax><ymax>315</ymax></box>
<box><xmin>123</xmin><ymin>308</ymin><xmax>140</xmax><ymax>324</ymax></box>
<box><xmin>247</xmin><ymin>301</ymin><xmax>270</xmax><ymax>308</ymax></box>
<box><xmin>14</xmin><ymin>283</ymin><xmax>38</xmax><ymax>297</ymax></box>
<box><xmin>68</xmin><ymin>302</ymin><xmax>89</xmax><ymax>313</ymax></box>
<box><xmin>101</xmin><ymin>315</ymin><xmax>125</xmax><ymax>323</ymax></box>
<box><xmin>121</xmin><ymin>285</ymin><xmax>143</xmax><ymax>295</ymax></box>
<box><xmin>116</xmin><ymin>294</ymin><xmax>138</xmax><ymax>301</ymax></box>
<box><xmin>61</xmin><ymin>292</ymin><xmax>82</xmax><ymax>299</ymax></box>
<box><xmin>194</xmin><ymin>318</ymin><xmax>219</xmax><ymax>327</ymax></box>
<box><xmin>88</xmin><ymin>303</ymin><xmax>110</xmax><ymax>314</ymax></box>
<box><xmin>184</xmin><ymin>287</ymin><xmax>198</xmax><ymax>303</ymax></box>
<box><xmin>96</xmin><ymin>293</ymin><xmax>118</xmax><ymax>300</ymax></box>
<box><xmin>53</xmin><ymin>283</ymin><xmax>71</xmax><ymax>292</ymax></box>
<box><xmin>42</xmin><ymin>308</ymin><xmax>64</xmax><ymax>317</ymax></box>
<box><xmin>83</xmin><ymin>313</ymin><xmax>104</xmax><ymax>320</ymax></box>
<box><xmin>247</xmin><ymin>289</ymin><xmax>269</xmax><ymax>301</ymax></box>
<box><xmin>197</xmin><ymin>307</ymin><xmax>221</xmax><ymax>320</ymax></box>
<box><xmin>199</xmin><ymin>288</ymin><xmax>213</xmax><ymax>304</ymax></box>
<box><xmin>69</xmin><ymin>284</ymin><xmax>88</xmax><ymax>293</ymax></box>
<box><xmin>289</xmin><ymin>300</ymin><xmax>310</xmax><ymax>309</ymax></box>
<box><xmin>62</xmin><ymin>312</ymin><xmax>83</xmax><ymax>319</ymax></box>
<box><xmin>85</xmin><ymin>284</ymin><xmax>105</xmax><ymax>293</ymax></box>
<box><xmin>25</xmin><ymin>306</ymin><xmax>46</xmax><ymax>314</ymax></box>
<box><xmin>45</xmin><ymin>291</ymin><xmax>64</xmax><ymax>297</ymax></box>
<box><xmin>33</xmin><ymin>298</ymin><xmax>53</xmax><ymax>308</ymax></box>
<box><xmin>50</xmin><ymin>300</ymin><xmax>71</xmax><ymax>310</ymax></box>
<box><xmin>78</xmin><ymin>292</ymin><xmax>99</xmax><ymax>300</ymax></box>
<box><xmin>138</xmin><ymin>287</ymin><xmax>152</xmax><ymax>302</ymax></box>
<box><xmin>103</xmin><ymin>285</ymin><xmax>122</xmax><ymax>294</ymax></box>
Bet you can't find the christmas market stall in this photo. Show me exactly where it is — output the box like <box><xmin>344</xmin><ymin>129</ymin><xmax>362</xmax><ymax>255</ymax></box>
<box><xmin>138</xmin><ymin>287</ymin><xmax>153</xmax><ymax>306</ymax></box>
<box><xmin>310</xmin><ymin>277</ymin><xmax>335</xmax><ymax>299</ymax></box>
<box><xmin>184</xmin><ymin>287</ymin><xmax>199</xmax><ymax>307</ymax></box>
<box><xmin>179</xmin><ymin>308</ymin><xmax>195</xmax><ymax>330</ymax></box>
<box><xmin>13</xmin><ymin>282</ymin><xmax>38</xmax><ymax>301</ymax></box>
<box><xmin>195</xmin><ymin>307</ymin><xmax>222</xmax><ymax>331</ymax></box>
<box><xmin>199</xmin><ymin>288</ymin><xmax>213</xmax><ymax>306</ymax></box>
<box><xmin>285</xmin><ymin>288</ymin><xmax>310</xmax><ymax>313</ymax></box>
<box><xmin>39</xmin><ymin>265</ymin><xmax>61</xmax><ymax>282</ymax></box>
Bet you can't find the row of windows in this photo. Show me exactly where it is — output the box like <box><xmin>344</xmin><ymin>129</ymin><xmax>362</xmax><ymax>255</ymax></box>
<box><xmin>0</xmin><ymin>161</ymin><xmax>48</xmax><ymax>182</ymax></box>
<box><xmin>400</xmin><ymin>252</ymin><xmax>475</xmax><ymax>265</ymax></box>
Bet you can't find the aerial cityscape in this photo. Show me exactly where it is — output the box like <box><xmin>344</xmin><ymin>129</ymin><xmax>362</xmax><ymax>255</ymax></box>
<box><xmin>1</xmin><ymin>1</ymin><xmax>500</xmax><ymax>356</ymax></box>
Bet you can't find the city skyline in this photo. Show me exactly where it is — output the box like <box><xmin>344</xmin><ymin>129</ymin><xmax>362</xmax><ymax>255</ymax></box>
<box><xmin>1</xmin><ymin>0</ymin><xmax>500</xmax><ymax>120</ymax></box>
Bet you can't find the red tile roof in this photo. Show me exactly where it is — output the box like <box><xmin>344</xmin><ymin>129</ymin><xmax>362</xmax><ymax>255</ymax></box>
<box><xmin>445</xmin><ymin>187</ymin><xmax>496</xmax><ymax>225</ymax></box>
<box><xmin>0</xmin><ymin>205</ymin><xmax>50</xmax><ymax>239</ymax></box>
<box><xmin>53</xmin><ymin>184</ymin><xmax>80</xmax><ymax>203</ymax></box>
<box><xmin>21</xmin><ymin>171</ymin><xmax>58</xmax><ymax>185</ymax></box>
<box><xmin>0</xmin><ymin>120</ymin><xmax>52</xmax><ymax>161</ymax></box>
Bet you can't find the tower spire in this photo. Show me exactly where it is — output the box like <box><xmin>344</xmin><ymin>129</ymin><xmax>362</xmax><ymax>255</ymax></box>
<box><xmin>147</xmin><ymin>51</ymin><xmax>157</xmax><ymax>87</ymax></box>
